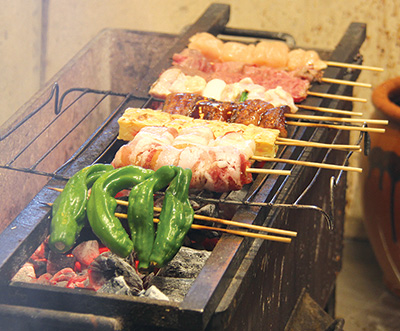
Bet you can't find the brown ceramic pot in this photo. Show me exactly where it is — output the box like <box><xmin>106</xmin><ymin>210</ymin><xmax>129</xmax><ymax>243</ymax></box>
<box><xmin>364</xmin><ymin>77</ymin><xmax>400</xmax><ymax>297</ymax></box>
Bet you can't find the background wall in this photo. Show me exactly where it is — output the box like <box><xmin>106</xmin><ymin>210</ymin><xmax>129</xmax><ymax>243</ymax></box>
<box><xmin>1</xmin><ymin>0</ymin><xmax>399</xmax><ymax>237</ymax></box>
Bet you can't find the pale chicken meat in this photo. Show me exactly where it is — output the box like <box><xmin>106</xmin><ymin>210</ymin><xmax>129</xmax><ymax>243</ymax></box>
<box><xmin>112</xmin><ymin>126</ymin><xmax>254</xmax><ymax>192</ymax></box>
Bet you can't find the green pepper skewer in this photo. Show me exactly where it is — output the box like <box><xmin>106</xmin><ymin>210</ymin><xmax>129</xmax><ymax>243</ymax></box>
<box><xmin>149</xmin><ymin>168</ymin><xmax>194</xmax><ymax>268</ymax></box>
<box><xmin>87</xmin><ymin>166</ymin><xmax>154</xmax><ymax>258</ymax></box>
<box><xmin>49</xmin><ymin>164</ymin><xmax>114</xmax><ymax>254</ymax></box>
<box><xmin>128</xmin><ymin>166</ymin><xmax>178</xmax><ymax>269</ymax></box>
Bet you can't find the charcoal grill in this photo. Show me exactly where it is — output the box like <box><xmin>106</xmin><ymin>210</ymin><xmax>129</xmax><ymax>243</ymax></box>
<box><xmin>0</xmin><ymin>4</ymin><xmax>367</xmax><ymax>330</ymax></box>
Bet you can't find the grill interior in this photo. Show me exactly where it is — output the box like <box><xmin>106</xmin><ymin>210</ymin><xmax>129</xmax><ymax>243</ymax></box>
<box><xmin>0</xmin><ymin>4</ymin><xmax>369</xmax><ymax>330</ymax></box>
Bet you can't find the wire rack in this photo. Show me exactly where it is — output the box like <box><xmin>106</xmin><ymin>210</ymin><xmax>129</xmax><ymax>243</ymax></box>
<box><xmin>0</xmin><ymin>80</ymin><xmax>369</xmax><ymax>231</ymax></box>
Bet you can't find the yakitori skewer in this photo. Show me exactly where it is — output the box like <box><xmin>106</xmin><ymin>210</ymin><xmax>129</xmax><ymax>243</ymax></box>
<box><xmin>276</xmin><ymin>137</ymin><xmax>361</xmax><ymax>152</ymax></box>
<box><xmin>285</xmin><ymin>121</ymin><xmax>386</xmax><ymax>134</ymax></box>
<box><xmin>325</xmin><ymin>61</ymin><xmax>384</xmax><ymax>72</ymax></box>
<box><xmin>114</xmin><ymin>212</ymin><xmax>293</xmax><ymax>244</ymax></box>
<box><xmin>246</xmin><ymin>168</ymin><xmax>291</xmax><ymax>176</ymax></box>
<box><xmin>320</xmin><ymin>77</ymin><xmax>372</xmax><ymax>88</ymax></box>
<box><xmin>307</xmin><ymin>91</ymin><xmax>367</xmax><ymax>103</ymax></box>
<box><xmin>285</xmin><ymin>113</ymin><xmax>389</xmax><ymax>125</ymax></box>
<box><xmin>48</xmin><ymin>187</ymin><xmax>297</xmax><ymax>238</ymax></box>
<box><xmin>251</xmin><ymin>156</ymin><xmax>363</xmax><ymax>173</ymax></box>
<box><xmin>296</xmin><ymin>104</ymin><xmax>363</xmax><ymax>117</ymax></box>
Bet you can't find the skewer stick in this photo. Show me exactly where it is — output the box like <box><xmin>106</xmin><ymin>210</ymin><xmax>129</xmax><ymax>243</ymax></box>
<box><xmin>307</xmin><ymin>91</ymin><xmax>367</xmax><ymax>103</ymax></box>
<box><xmin>297</xmin><ymin>104</ymin><xmax>363</xmax><ymax>117</ymax></box>
<box><xmin>246</xmin><ymin>168</ymin><xmax>291</xmax><ymax>176</ymax></box>
<box><xmin>320</xmin><ymin>77</ymin><xmax>372</xmax><ymax>88</ymax></box>
<box><xmin>251</xmin><ymin>156</ymin><xmax>362</xmax><ymax>173</ymax></box>
<box><xmin>48</xmin><ymin>187</ymin><xmax>297</xmax><ymax>237</ymax></box>
<box><xmin>114</xmin><ymin>212</ymin><xmax>292</xmax><ymax>244</ymax></box>
<box><xmin>276</xmin><ymin>137</ymin><xmax>361</xmax><ymax>152</ymax></box>
<box><xmin>286</xmin><ymin>121</ymin><xmax>386</xmax><ymax>133</ymax></box>
<box><xmin>325</xmin><ymin>61</ymin><xmax>384</xmax><ymax>72</ymax></box>
<box><xmin>285</xmin><ymin>113</ymin><xmax>389</xmax><ymax>125</ymax></box>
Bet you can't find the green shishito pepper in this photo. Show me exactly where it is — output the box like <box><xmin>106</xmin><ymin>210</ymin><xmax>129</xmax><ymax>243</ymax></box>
<box><xmin>128</xmin><ymin>165</ymin><xmax>178</xmax><ymax>269</ymax></box>
<box><xmin>49</xmin><ymin>164</ymin><xmax>114</xmax><ymax>254</ymax></box>
<box><xmin>149</xmin><ymin>168</ymin><xmax>194</xmax><ymax>268</ymax></box>
<box><xmin>87</xmin><ymin>166</ymin><xmax>154</xmax><ymax>258</ymax></box>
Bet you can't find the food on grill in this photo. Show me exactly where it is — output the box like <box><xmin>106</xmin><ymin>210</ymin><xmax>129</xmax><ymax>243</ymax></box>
<box><xmin>49</xmin><ymin>164</ymin><xmax>113</xmax><ymax>254</ymax></box>
<box><xmin>187</xmin><ymin>32</ymin><xmax>327</xmax><ymax>73</ymax></box>
<box><xmin>150</xmin><ymin>68</ymin><xmax>298</xmax><ymax>112</ymax></box>
<box><xmin>112</xmin><ymin>126</ymin><xmax>254</xmax><ymax>192</ymax></box>
<box><xmin>87</xmin><ymin>166</ymin><xmax>155</xmax><ymax>258</ymax></box>
<box><xmin>117</xmin><ymin>107</ymin><xmax>280</xmax><ymax>157</ymax></box>
<box><xmin>148</xmin><ymin>67</ymin><xmax>207</xmax><ymax>99</ymax></box>
<box><xmin>150</xmin><ymin>60</ymin><xmax>310</xmax><ymax>102</ymax></box>
<box><xmin>162</xmin><ymin>92</ymin><xmax>289</xmax><ymax>136</ymax></box>
<box><xmin>128</xmin><ymin>166</ymin><xmax>178</xmax><ymax>269</ymax></box>
<box><xmin>149</xmin><ymin>167</ymin><xmax>194</xmax><ymax>268</ymax></box>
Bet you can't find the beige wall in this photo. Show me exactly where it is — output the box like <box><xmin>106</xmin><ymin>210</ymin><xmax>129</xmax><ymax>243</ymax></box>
<box><xmin>1</xmin><ymin>0</ymin><xmax>399</xmax><ymax>237</ymax></box>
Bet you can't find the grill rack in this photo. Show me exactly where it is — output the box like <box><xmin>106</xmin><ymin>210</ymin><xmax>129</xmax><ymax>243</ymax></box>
<box><xmin>1</xmin><ymin>80</ymin><xmax>368</xmax><ymax>231</ymax></box>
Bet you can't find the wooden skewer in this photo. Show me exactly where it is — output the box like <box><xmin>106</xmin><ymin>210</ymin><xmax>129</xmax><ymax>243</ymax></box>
<box><xmin>246</xmin><ymin>168</ymin><xmax>291</xmax><ymax>176</ymax></box>
<box><xmin>285</xmin><ymin>113</ymin><xmax>389</xmax><ymax>125</ymax></box>
<box><xmin>320</xmin><ymin>77</ymin><xmax>372</xmax><ymax>88</ymax></box>
<box><xmin>251</xmin><ymin>156</ymin><xmax>363</xmax><ymax>173</ymax></box>
<box><xmin>276</xmin><ymin>137</ymin><xmax>361</xmax><ymax>152</ymax></box>
<box><xmin>114</xmin><ymin>212</ymin><xmax>293</xmax><ymax>244</ymax></box>
<box><xmin>325</xmin><ymin>61</ymin><xmax>384</xmax><ymax>72</ymax></box>
<box><xmin>286</xmin><ymin>121</ymin><xmax>386</xmax><ymax>133</ymax></box>
<box><xmin>297</xmin><ymin>104</ymin><xmax>363</xmax><ymax>117</ymax></box>
<box><xmin>48</xmin><ymin>187</ymin><xmax>297</xmax><ymax>237</ymax></box>
<box><xmin>307</xmin><ymin>91</ymin><xmax>367</xmax><ymax>103</ymax></box>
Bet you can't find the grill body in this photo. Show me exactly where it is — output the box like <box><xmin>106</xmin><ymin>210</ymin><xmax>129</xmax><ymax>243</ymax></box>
<box><xmin>0</xmin><ymin>4</ymin><xmax>366</xmax><ymax>330</ymax></box>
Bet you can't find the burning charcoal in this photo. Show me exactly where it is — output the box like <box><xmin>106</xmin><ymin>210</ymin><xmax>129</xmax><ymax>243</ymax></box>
<box><xmin>12</xmin><ymin>263</ymin><xmax>36</xmax><ymax>283</ymax></box>
<box><xmin>149</xmin><ymin>277</ymin><xmax>194</xmax><ymax>302</ymax></box>
<box><xmin>29</xmin><ymin>258</ymin><xmax>48</xmax><ymax>277</ymax></box>
<box><xmin>98</xmin><ymin>276</ymin><xmax>142</xmax><ymax>296</ymax></box>
<box><xmin>46</xmin><ymin>250</ymin><xmax>76</xmax><ymax>275</ymax></box>
<box><xmin>88</xmin><ymin>251</ymin><xmax>143</xmax><ymax>295</ymax></box>
<box><xmin>36</xmin><ymin>273</ymin><xmax>52</xmax><ymax>285</ymax></box>
<box><xmin>142</xmin><ymin>285</ymin><xmax>169</xmax><ymax>301</ymax></box>
<box><xmin>49</xmin><ymin>267</ymin><xmax>77</xmax><ymax>286</ymax></box>
<box><xmin>157</xmin><ymin>247</ymin><xmax>211</xmax><ymax>279</ymax></box>
<box><xmin>66</xmin><ymin>271</ymin><xmax>90</xmax><ymax>289</ymax></box>
<box><xmin>72</xmin><ymin>240</ymin><xmax>100</xmax><ymax>267</ymax></box>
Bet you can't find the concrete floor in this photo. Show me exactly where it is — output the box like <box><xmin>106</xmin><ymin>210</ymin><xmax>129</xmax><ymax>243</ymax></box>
<box><xmin>336</xmin><ymin>239</ymin><xmax>400</xmax><ymax>331</ymax></box>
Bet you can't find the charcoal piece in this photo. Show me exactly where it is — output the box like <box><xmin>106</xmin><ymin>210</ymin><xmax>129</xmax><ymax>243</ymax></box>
<box><xmin>29</xmin><ymin>258</ymin><xmax>47</xmax><ymax>277</ymax></box>
<box><xmin>72</xmin><ymin>240</ymin><xmax>99</xmax><ymax>266</ymax></box>
<box><xmin>149</xmin><ymin>277</ymin><xmax>194</xmax><ymax>302</ymax></box>
<box><xmin>143</xmin><ymin>285</ymin><xmax>170</xmax><ymax>301</ymax></box>
<box><xmin>11</xmin><ymin>263</ymin><xmax>36</xmax><ymax>283</ymax></box>
<box><xmin>157</xmin><ymin>246</ymin><xmax>211</xmax><ymax>279</ymax></box>
<box><xmin>98</xmin><ymin>276</ymin><xmax>142</xmax><ymax>296</ymax></box>
<box><xmin>89</xmin><ymin>251</ymin><xmax>143</xmax><ymax>295</ymax></box>
<box><xmin>46</xmin><ymin>250</ymin><xmax>76</xmax><ymax>275</ymax></box>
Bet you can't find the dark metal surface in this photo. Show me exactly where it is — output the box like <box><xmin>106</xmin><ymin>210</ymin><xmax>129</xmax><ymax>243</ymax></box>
<box><xmin>0</xmin><ymin>3</ymin><xmax>367</xmax><ymax>330</ymax></box>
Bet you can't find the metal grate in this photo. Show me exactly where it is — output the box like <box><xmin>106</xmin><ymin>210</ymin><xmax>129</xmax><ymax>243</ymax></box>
<box><xmin>1</xmin><ymin>79</ymin><xmax>367</xmax><ymax>230</ymax></box>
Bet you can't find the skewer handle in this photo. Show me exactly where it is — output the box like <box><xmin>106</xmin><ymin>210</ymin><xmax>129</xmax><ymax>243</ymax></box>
<box><xmin>325</xmin><ymin>61</ymin><xmax>384</xmax><ymax>72</ymax></box>
<box><xmin>307</xmin><ymin>91</ymin><xmax>367</xmax><ymax>103</ymax></box>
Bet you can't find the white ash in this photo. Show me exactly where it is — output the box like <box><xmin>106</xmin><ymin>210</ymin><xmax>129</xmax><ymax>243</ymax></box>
<box><xmin>157</xmin><ymin>246</ymin><xmax>211</xmax><ymax>279</ymax></box>
<box><xmin>142</xmin><ymin>285</ymin><xmax>170</xmax><ymax>301</ymax></box>
<box><xmin>98</xmin><ymin>276</ymin><xmax>140</xmax><ymax>296</ymax></box>
<box><xmin>11</xmin><ymin>263</ymin><xmax>36</xmax><ymax>283</ymax></box>
<box><xmin>149</xmin><ymin>277</ymin><xmax>194</xmax><ymax>302</ymax></box>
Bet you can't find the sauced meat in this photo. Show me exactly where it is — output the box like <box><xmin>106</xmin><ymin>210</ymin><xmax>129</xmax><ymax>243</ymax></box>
<box><xmin>163</xmin><ymin>92</ymin><xmax>206</xmax><ymax>116</ymax></box>
<box><xmin>162</xmin><ymin>93</ymin><xmax>288</xmax><ymax>136</ymax></box>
